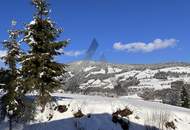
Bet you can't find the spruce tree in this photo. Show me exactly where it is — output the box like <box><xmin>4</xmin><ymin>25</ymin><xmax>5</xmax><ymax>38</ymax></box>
<box><xmin>180</xmin><ymin>86</ymin><xmax>189</xmax><ymax>108</ymax></box>
<box><xmin>21</xmin><ymin>0</ymin><xmax>69</xmax><ymax>112</ymax></box>
<box><xmin>0</xmin><ymin>21</ymin><xmax>23</xmax><ymax>130</ymax></box>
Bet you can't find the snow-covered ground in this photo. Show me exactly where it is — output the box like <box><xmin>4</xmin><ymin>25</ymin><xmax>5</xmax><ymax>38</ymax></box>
<box><xmin>160</xmin><ymin>66</ymin><xmax>190</xmax><ymax>73</ymax></box>
<box><xmin>1</xmin><ymin>62</ymin><xmax>190</xmax><ymax>130</ymax></box>
<box><xmin>1</xmin><ymin>93</ymin><xmax>190</xmax><ymax>130</ymax></box>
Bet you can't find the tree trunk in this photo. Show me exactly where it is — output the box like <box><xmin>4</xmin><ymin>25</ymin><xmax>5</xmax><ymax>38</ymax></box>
<box><xmin>9</xmin><ymin>116</ymin><xmax>12</xmax><ymax>130</ymax></box>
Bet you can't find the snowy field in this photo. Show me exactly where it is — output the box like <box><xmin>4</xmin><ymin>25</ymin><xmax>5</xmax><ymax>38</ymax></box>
<box><xmin>1</xmin><ymin>93</ymin><xmax>190</xmax><ymax>130</ymax></box>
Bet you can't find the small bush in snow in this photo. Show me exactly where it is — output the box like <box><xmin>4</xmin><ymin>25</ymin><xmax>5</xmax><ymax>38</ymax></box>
<box><xmin>113</xmin><ymin>107</ymin><xmax>133</xmax><ymax>117</ymax></box>
<box><xmin>165</xmin><ymin>121</ymin><xmax>176</xmax><ymax>130</ymax></box>
<box><xmin>135</xmin><ymin>116</ymin><xmax>140</xmax><ymax>120</ymax></box>
<box><xmin>73</xmin><ymin>110</ymin><xmax>85</xmax><ymax>118</ymax></box>
<box><xmin>55</xmin><ymin>105</ymin><xmax>68</xmax><ymax>113</ymax></box>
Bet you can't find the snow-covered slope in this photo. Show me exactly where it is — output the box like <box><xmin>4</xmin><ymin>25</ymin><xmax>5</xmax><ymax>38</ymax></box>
<box><xmin>1</xmin><ymin>93</ymin><xmax>190</xmax><ymax>130</ymax></box>
<box><xmin>63</xmin><ymin>61</ymin><xmax>190</xmax><ymax>95</ymax></box>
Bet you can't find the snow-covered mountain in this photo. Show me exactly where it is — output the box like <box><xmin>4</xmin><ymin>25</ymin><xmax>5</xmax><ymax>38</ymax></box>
<box><xmin>63</xmin><ymin>61</ymin><xmax>190</xmax><ymax>96</ymax></box>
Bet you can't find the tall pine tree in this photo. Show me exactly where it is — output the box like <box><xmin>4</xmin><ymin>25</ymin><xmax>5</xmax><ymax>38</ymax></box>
<box><xmin>180</xmin><ymin>86</ymin><xmax>189</xmax><ymax>108</ymax></box>
<box><xmin>0</xmin><ymin>21</ymin><xmax>23</xmax><ymax>130</ymax></box>
<box><xmin>21</xmin><ymin>0</ymin><xmax>69</xmax><ymax>112</ymax></box>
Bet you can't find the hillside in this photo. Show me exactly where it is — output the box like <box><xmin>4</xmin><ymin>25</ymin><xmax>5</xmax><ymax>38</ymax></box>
<box><xmin>62</xmin><ymin>61</ymin><xmax>190</xmax><ymax>97</ymax></box>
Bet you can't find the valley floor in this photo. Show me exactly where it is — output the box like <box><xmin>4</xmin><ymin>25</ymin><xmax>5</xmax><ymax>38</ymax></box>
<box><xmin>1</xmin><ymin>93</ymin><xmax>190</xmax><ymax>130</ymax></box>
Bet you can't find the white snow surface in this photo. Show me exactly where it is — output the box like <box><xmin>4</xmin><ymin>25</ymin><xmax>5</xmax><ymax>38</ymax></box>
<box><xmin>107</xmin><ymin>66</ymin><xmax>122</xmax><ymax>73</ymax></box>
<box><xmin>29</xmin><ymin>20</ymin><xmax>36</xmax><ymax>25</ymax></box>
<box><xmin>1</xmin><ymin>93</ymin><xmax>190</xmax><ymax>130</ymax></box>
<box><xmin>84</xmin><ymin>66</ymin><xmax>96</xmax><ymax>72</ymax></box>
<box><xmin>80</xmin><ymin>66</ymin><xmax>190</xmax><ymax>90</ymax></box>
<box><xmin>91</xmin><ymin>69</ymin><xmax>106</xmax><ymax>74</ymax></box>
<box><xmin>160</xmin><ymin>66</ymin><xmax>190</xmax><ymax>73</ymax></box>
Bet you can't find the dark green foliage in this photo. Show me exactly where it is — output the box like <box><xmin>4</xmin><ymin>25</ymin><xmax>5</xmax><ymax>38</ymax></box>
<box><xmin>140</xmin><ymin>88</ymin><xmax>156</xmax><ymax>101</ymax></box>
<box><xmin>0</xmin><ymin>68</ymin><xmax>11</xmax><ymax>89</ymax></box>
<box><xmin>141</xmin><ymin>81</ymin><xmax>190</xmax><ymax>108</ymax></box>
<box><xmin>0</xmin><ymin>24</ymin><xmax>24</xmax><ymax>130</ymax></box>
<box><xmin>114</xmin><ymin>82</ymin><xmax>126</xmax><ymax>96</ymax></box>
<box><xmin>153</xmin><ymin>71</ymin><xmax>168</xmax><ymax>80</ymax></box>
<box><xmin>0</xmin><ymin>69</ymin><xmax>12</xmax><ymax>121</ymax></box>
<box><xmin>21</xmin><ymin>0</ymin><xmax>69</xmax><ymax>111</ymax></box>
<box><xmin>180</xmin><ymin>86</ymin><xmax>189</xmax><ymax>108</ymax></box>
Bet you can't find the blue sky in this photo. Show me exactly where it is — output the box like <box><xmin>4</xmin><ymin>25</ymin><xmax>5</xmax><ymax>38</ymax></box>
<box><xmin>0</xmin><ymin>0</ymin><xmax>190</xmax><ymax>64</ymax></box>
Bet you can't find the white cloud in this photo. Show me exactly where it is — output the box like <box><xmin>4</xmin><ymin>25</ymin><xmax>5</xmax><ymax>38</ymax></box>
<box><xmin>0</xmin><ymin>50</ymin><xmax>7</xmax><ymax>58</ymax></box>
<box><xmin>64</xmin><ymin>50</ymin><xmax>85</xmax><ymax>57</ymax></box>
<box><xmin>113</xmin><ymin>38</ymin><xmax>177</xmax><ymax>53</ymax></box>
